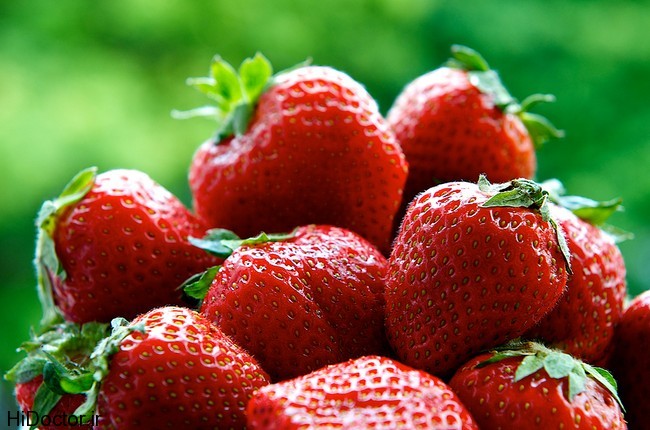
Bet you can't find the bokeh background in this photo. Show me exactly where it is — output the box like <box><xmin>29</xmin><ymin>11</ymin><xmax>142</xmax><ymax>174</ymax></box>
<box><xmin>1</xmin><ymin>0</ymin><xmax>649</xmax><ymax>418</ymax></box>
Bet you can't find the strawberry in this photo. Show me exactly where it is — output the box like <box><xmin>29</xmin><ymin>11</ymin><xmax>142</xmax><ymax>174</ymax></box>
<box><xmin>387</xmin><ymin>45</ymin><xmax>562</xmax><ymax>217</ymax></box>
<box><xmin>384</xmin><ymin>176</ymin><xmax>570</xmax><ymax>377</ymax></box>
<box><xmin>608</xmin><ymin>290</ymin><xmax>650</xmax><ymax>430</ymax></box>
<box><xmin>247</xmin><ymin>355</ymin><xmax>478</xmax><ymax>429</ymax></box>
<box><xmin>175</xmin><ymin>53</ymin><xmax>408</xmax><ymax>254</ymax></box>
<box><xmin>5</xmin><ymin>321</ymin><xmax>109</xmax><ymax>429</ymax></box>
<box><xmin>13</xmin><ymin>306</ymin><xmax>271</xmax><ymax>429</ymax></box>
<box><xmin>524</xmin><ymin>183</ymin><xmax>628</xmax><ymax>364</ymax></box>
<box><xmin>189</xmin><ymin>224</ymin><xmax>390</xmax><ymax>381</ymax></box>
<box><xmin>36</xmin><ymin>167</ymin><xmax>220</xmax><ymax>325</ymax></box>
<box><xmin>449</xmin><ymin>342</ymin><xmax>626</xmax><ymax>430</ymax></box>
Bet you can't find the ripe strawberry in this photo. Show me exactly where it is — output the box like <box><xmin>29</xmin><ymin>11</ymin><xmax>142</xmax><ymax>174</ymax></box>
<box><xmin>608</xmin><ymin>290</ymin><xmax>650</xmax><ymax>430</ymax></box>
<box><xmin>387</xmin><ymin>45</ymin><xmax>562</xmax><ymax>216</ymax></box>
<box><xmin>16</xmin><ymin>306</ymin><xmax>270</xmax><ymax>429</ymax></box>
<box><xmin>191</xmin><ymin>224</ymin><xmax>390</xmax><ymax>381</ymax></box>
<box><xmin>525</xmin><ymin>186</ymin><xmax>628</xmax><ymax>365</ymax></box>
<box><xmin>6</xmin><ymin>321</ymin><xmax>108</xmax><ymax>429</ymax></box>
<box><xmin>14</xmin><ymin>376</ymin><xmax>92</xmax><ymax>429</ymax></box>
<box><xmin>449</xmin><ymin>342</ymin><xmax>626</xmax><ymax>430</ymax></box>
<box><xmin>176</xmin><ymin>53</ymin><xmax>408</xmax><ymax>254</ymax></box>
<box><xmin>384</xmin><ymin>176</ymin><xmax>570</xmax><ymax>377</ymax></box>
<box><xmin>247</xmin><ymin>355</ymin><xmax>478</xmax><ymax>429</ymax></box>
<box><xmin>36</xmin><ymin>167</ymin><xmax>220</xmax><ymax>325</ymax></box>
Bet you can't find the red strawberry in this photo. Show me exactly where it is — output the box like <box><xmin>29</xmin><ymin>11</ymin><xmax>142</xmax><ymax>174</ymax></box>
<box><xmin>608</xmin><ymin>290</ymin><xmax>650</xmax><ymax>430</ymax></box>
<box><xmin>525</xmin><ymin>186</ymin><xmax>628</xmax><ymax>364</ymax></box>
<box><xmin>449</xmin><ymin>342</ymin><xmax>626</xmax><ymax>430</ymax></box>
<box><xmin>18</xmin><ymin>307</ymin><xmax>270</xmax><ymax>429</ymax></box>
<box><xmin>14</xmin><ymin>376</ymin><xmax>92</xmax><ymax>429</ymax></box>
<box><xmin>5</xmin><ymin>321</ymin><xmax>110</xmax><ymax>429</ymax></box>
<box><xmin>191</xmin><ymin>224</ymin><xmax>390</xmax><ymax>381</ymax></box>
<box><xmin>385</xmin><ymin>176</ymin><xmax>570</xmax><ymax>377</ymax></box>
<box><xmin>247</xmin><ymin>355</ymin><xmax>478</xmax><ymax>429</ymax></box>
<box><xmin>176</xmin><ymin>53</ymin><xmax>408</xmax><ymax>254</ymax></box>
<box><xmin>387</xmin><ymin>45</ymin><xmax>562</xmax><ymax>215</ymax></box>
<box><xmin>36</xmin><ymin>167</ymin><xmax>220</xmax><ymax>324</ymax></box>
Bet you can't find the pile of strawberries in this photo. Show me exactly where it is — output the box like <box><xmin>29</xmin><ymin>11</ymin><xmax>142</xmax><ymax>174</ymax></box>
<box><xmin>6</xmin><ymin>46</ymin><xmax>649</xmax><ymax>429</ymax></box>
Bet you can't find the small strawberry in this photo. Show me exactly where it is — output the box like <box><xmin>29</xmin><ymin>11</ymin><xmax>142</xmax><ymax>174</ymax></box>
<box><xmin>387</xmin><ymin>45</ymin><xmax>563</xmax><ymax>217</ymax></box>
<box><xmin>5</xmin><ymin>321</ymin><xmax>109</xmax><ymax>429</ymax></box>
<box><xmin>36</xmin><ymin>167</ymin><xmax>220</xmax><ymax>325</ymax></box>
<box><xmin>524</xmin><ymin>183</ymin><xmax>629</xmax><ymax>364</ymax></box>
<box><xmin>385</xmin><ymin>176</ymin><xmax>570</xmax><ymax>377</ymax></box>
<box><xmin>175</xmin><ymin>53</ymin><xmax>408</xmax><ymax>254</ymax></box>
<box><xmin>247</xmin><ymin>355</ymin><xmax>478</xmax><ymax>429</ymax></box>
<box><xmin>14</xmin><ymin>306</ymin><xmax>270</xmax><ymax>429</ymax></box>
<box><xmin>608</xmin><ymin>290</ymin><xmax>650</xmax><ymax>430</ymax></box>
<box><xmin>449</xmin><ymin>342</ymin><xmax>626</xmax><ymax>430</ymax></box>
<box><xmin>189</xmin><ymin>224</ymin><xmax>390</xmax><ymax>381</ymax></box>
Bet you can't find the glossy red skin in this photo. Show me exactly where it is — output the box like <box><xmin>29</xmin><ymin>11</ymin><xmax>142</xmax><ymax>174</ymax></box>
<box><xmin>387</xmin><ymin>67</ymin><xmax>535</xmax><ymax>213</ymax></box>
<box><xmin>15</xmin><ymin>376</ymin><xmax>92</xmax><ymax>429</ymax></box>
<box><xmin>608</xmin><ymin>290</ymin><xmax>650</xmax><ymax>430</ymax></box>
<box><xmin>189</xmin><ymin>66</ymin><xmax>408</xmax><ymax>255</ymax></box>
<box><xmin>52</xmin><ymin>169</ymin><xmax>220</xmax><ymax>323</ymax></box>
<box><xmin>247</xmin><ymin>355</ymin><xmax>478</xmax><ymax>429</ymax></box>
<box><xmin>96</xmin><ymin>306</ymin><xmax>270</xmax><ymax>429</ymax></box>
<box><xmin>449</xmin><ymin>353</ymin><xmax>626</xmax><ymax>430</ymax></box>
<box><xmin>385</xmin><ymin>182</ymin><xmax>568</xmax><ymax>377</ymax></box>
<box><xmin>200</xmin><ymin>225</ymin><xmax>390</xmax><ymax>381</ymax></box>
<box><xmin>526</xmin><ymin>205</ymin><xmax>627</xmax><ymax>365</ymax></box>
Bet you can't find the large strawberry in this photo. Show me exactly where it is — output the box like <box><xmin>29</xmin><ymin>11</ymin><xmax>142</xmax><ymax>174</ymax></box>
<box><xmin>175</xmin><ymin>53</ymin><xmax>408</xmax><ymax>254</ymax></box>
<box><xmin>384</xmin><ymin>176</ymin><xmax>570</xmax><ymax>377</ymax></box>
<box><xmin>36</xmin><ymin>167</ymin><xmax>220</xmax><ymax>325</ymax></box>
<box><xmin>12</xmin><ymin>306</ymin><xmax>271</xmax><ymax>429</ymax></box>
<box><xmin>247</xmin><ymin>355</ymin><xmax>478</xmax><ymax>429</ymax></box>
<box><xmin>608</xmin><ymin>290</ymin><xmax>650</xmax><ymax>430</ymax></box>
<box><xmin>449</xmin><ymin>342</ymin><xmax>626</xmax><ymax>429</ymax></box>
<box><xmin>189</xmin><ymin>224</ymin><xmax>390</xmax><ymax>381</ymax></box>
<box><xmin>525</xmin><ymin>184</ymin><xmax>628</xmax><ymax>364</ymax></box>
<box><xmin>387</xmin><ymin>45</ymin><xmax>562</xmax><ymax>216</ymax></box>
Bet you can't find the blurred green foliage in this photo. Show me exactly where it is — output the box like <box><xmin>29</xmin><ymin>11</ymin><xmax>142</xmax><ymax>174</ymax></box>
<box><xmin>1</xmin><ymin>0</ymin><xmax>649</xmax><ymax>417</ymax></box>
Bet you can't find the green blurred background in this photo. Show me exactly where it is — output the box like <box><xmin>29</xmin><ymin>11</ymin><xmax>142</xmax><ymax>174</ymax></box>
<box><xmin>1</xmin><ymin>0</ymin><xmax>649</xmax><ymax>416</ymax></box>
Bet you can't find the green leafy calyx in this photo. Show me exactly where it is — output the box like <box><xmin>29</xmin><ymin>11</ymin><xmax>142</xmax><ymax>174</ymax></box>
<box><xmin>479</xmin><ymin>341</ymin><xmax>623</xmax><ymax>409</ymax></box>
<box><xmin>4</xmin><ymin>320</ymin><xmax>110</xmax><ymax>423</ymax></box>
<box><xmin>190</xmin><ymin>228</ymin><xmax>297</xmax><ymax>259</ymax></box>
<box><xmin>172</xmin><ymin>52</ymin><xmax>274</xmax><ymax>142</ymax></box>
<box><xmin>541</xmin><ymin>178</ymin><xmax>633</xmax><ymax>243</ymax></box>
<box><xmin>35</xmin><ymin>167</ymin><xmax>98</xmax><ymax>329</ymax></box>
<box><xmin>479</xmin><ymin>175</ymin><xmax>572</xmax><ymax>274</ymax></box>
<box><xmin>447</xmin><ymin>45</ymin><xmax>563</xmax><ymax>147</ymax></box>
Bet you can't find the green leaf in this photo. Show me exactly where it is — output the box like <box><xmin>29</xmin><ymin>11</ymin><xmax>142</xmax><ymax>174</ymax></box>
<box><xmin>514</xmin><ymin>354</ymin><xmax>544</xmax><ymax>382</ymax></box>
<box><xmin>519</xmin><ymin>93</ymin><xmax>556</xmax><ymax>112</ymax></box>
<box><xmin>190</xmin><ymin>228</ymin><xmax>242</xmax><ymax>259</ymax></box>
<box><xmin>543</xmin><ymin>351</ymin><xmax>574</xmax><ymax>379</ymax></box>
<box><xmin>210</xmin><ymin>56</ymin><xmax>242</xmax><ymax>106</ymax></box>
<box><xmin>557</xmin><ymin>196</ymin><xmax>622</xmax><ymax>226</ymax></box>
<box><xmin>182</xmin><ymin>266</ymin><xmax>221</xmax><ymax>301</ymax></box>
<box><xmin>32</xmin><ymin>383</ymin><xmax>62</xmax><ymax>427</ymax></box>
<box><xmin>240</xmin><ymin>52</ymin><xmax>273</xmax><ymax>103</ymax></box>
<box><xmin>449</xmin><ymin>45</ymin><xmax>490</xmax><ymax>72</ymax></box>
<box><xmin>583</xmin><ymin>364</ymin><xmax>624</xmax><ymax>411</ymax></box>
<box><xmin>37</xmin><ymin>167</ymin><xmax>97</xmax><ymax>233</ymax></box>
<box><xmin>520</xmin><ymin>112</ymin><xmax>565</xmax><ymax>149</ymax></box>
<box><xmin>4</xmin><ymin>356</ymin><xmax>46</xmax><ymax>384</ymax></box>
<box><xmin>599</xmin><ymin>224</ymin><xmax>634</xmax><ymax>243</ymax></box>
<box><xmin>231</xmin><ymin>101</ymin><xmax>254</xmax><ymax>136</ymax></box>
<box><xmin>171</xmin><ymin>106</ymin><xmax>220</xmax><ymax>120</ymax></box>
<box><xmin>567</xmin><ymin>364</ymin><xmax>587</xmax><ymax>400</ymax></box>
